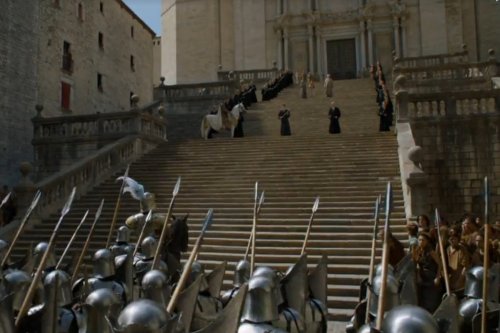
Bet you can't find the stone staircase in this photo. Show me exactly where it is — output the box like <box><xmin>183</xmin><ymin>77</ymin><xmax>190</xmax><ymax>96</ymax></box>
<box><xmin>11</xmin><ymin>78</ymin><xmax>406</xmax><ymax>322</ymax></box>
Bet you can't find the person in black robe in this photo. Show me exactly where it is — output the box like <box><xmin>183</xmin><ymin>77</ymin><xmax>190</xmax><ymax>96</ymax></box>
<box><xmin>379</xmin><ymin>98</ymin><xmax>391</xmax><ymax>132</ymax></box>
<box><xmin>233</xmin><ymin>112</ymin><xmax>244</xmax><ymax>137</ymax></box>
<box><xmin>328</xmin><ymin>101</ymin><xmax>341</xmax><ymax>134</ymax></box>
<box><xmin>278</xmin><ymin>104</ymin><xmax>291</xmax><ymax>136</ymax></box>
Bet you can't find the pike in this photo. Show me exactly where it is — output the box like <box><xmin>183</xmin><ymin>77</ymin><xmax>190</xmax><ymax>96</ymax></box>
<box><xmin>1</xmin><ymin>190</ymin><xmax>42</xmax><ymax>268</ymax></box>
<box><xmin>133</xmin><ymin>210</ymin><xmax>153</xmax><ymax>257</ymax></box>
<box><xmin>152</xmin><ymin>177</ymin><xmax>181</xmax><ymax>270</ymax></box>
<box><xmin>244</xmin><ymin>184</ymin><xmax>264</xmax><ymax>260</ymax></box>
<box><xmin>365</xmin><ymin>195</ymin><xmax>381</xmax><ymax>325</ymax></box>
<box><xmin>55</xmin><ymin>209</ymin><xmax>89</xmax><ymax>270</ymax></box>
<box><xmin>481</xmin><ymin>176</ymin><xmax>490</xmax><ymax>333</ymax></box>
<box><xmin>249</xmin><ymin>182</ymin><xmax>264</xmax><ymax>275</ymax></box>
<box><xmin>167</xmin><ymin>209</ymin><xmax>214</xmax><ymax>314</ymax></box>
<box><xmin>435</xmin><ymin>209</ymin><xmax>451</xmax><ymax>296</ymax></box>
<box><xmin>16</xmin><ymin>187</ymin><xmax>76</xmax><ymax>327</ymax></box>
<box><xmin>375</xmin><ymin>182</ymin><xmax>392</xmax><ymax>330</ymax></box>
<box><xmin>105</xmin><ymin>165</ymin><xmax>130</xmax><ymax>248</ymax></box>
<box><xmin>71</xmin><ymin>199</ymin><xmax>104</xmax><ymax>284</ymax></box>
<box><xmin>300</xmin><ymin>196</ymin><xmax>320</xmax><ymax>255</ymax></box>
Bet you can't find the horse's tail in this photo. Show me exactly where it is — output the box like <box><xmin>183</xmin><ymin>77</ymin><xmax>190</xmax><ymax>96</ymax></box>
<box><xmin>201</xmin><ymin>116</ymin><xmax>207</xmax><ymax>139</ymax></box>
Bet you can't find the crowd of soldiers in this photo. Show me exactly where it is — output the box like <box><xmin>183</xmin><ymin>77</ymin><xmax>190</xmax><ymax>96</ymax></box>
<box><xmin>261</xmin><ymin>71</ymin><xmax>294</xmax><ymax>101</ymax></box>
<box><xmin>370</xmin><ymin>64</ymin><xmax>393</xmax><ymax>132</ymax></box>
<box><xmin>346</xmin><ymin>181</ymin><xmax>500</xmax><ymax>333</ymax></box>
<box><xmin>0</xmin><ymin>178</ymin><xmax>329</xmax><ymax>333</ymax></box>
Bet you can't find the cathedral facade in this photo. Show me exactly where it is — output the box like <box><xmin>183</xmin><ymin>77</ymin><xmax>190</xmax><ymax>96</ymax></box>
<box><xmin>161</xmin><ymin>0</ymin><xmax>500</xmax><ymax>84</ymax></box>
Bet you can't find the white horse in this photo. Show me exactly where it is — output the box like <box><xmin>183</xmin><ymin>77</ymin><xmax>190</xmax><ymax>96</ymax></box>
<box><xmin>201</xmin><ymin>102</ymin><xmax>246</xmax><ymax>139</ymax></box>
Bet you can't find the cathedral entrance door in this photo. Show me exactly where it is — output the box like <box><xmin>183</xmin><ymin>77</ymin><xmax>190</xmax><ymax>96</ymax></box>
<box><xmin>326</xmin><ymin>39</ymin><xmax>357</xmax><ymax>79</ymax></box>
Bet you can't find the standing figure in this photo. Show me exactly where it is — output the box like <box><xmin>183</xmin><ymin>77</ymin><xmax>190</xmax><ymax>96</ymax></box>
<box><xmin>324</xmin><ymin>74</ymin><xmax>334</xmax><ymax>97</ymax></box>
<box><xmin>278</xmin><ymin>105</ymin><xmax>291</xmax><ymax>136</ymax></box>
<box><xmin>328</xmin><ymin>101</ymin><xmax>341</xmax><ymax>134</ymax></box>
<box><xmin>307</xmin><ymin>72</ymin><xmax>315</xmax><ymax>97</ymax></box>
<box><xmin>233</xmin><ymin>111</ymin><xmax>244</xmax><ymax>137</ymax></box>
<box><xmin>446</xmin><ymin>231</ymin><xmax>471</xmax><ymax>291</ymax></box>
<box><xmin>300</xmin><ymin>75</ymin><xmax>307</xmax><ymax>99</ymax></box>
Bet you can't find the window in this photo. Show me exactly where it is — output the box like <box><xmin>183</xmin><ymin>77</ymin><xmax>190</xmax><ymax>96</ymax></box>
<box><xmin>62</xmin><ymin>41</ymin><xmax>73</xmax><ymax>73</ymax></box>
<box><xmin>97</xmin><ymin>73</ymin><xmax>103</xmax><ymax>92</ymax></box>
<box><xmin>130</xmin><ymin>55</ymin><xmax>135</xmax><ymax>71</ymax></box>
<box><xmin>98</xmin><ymin>32</ymin><xmax>104</xmax><ymax>49</ymax></box>
<box><xmin>77</xmin><ymin>3</ymin><xmax>84</xmax><ymax>21</ymax></box>
<box><xmin>99</xmin><ymin>2</ymin><xmax>103</xmax><ymax>13</ymax></box>
<box><xmin>61</xmin><ymin>82</ymin><xmax>71</xmax><ymax>110</ymax></box>
<box><xmin>131</xmin><ymin>26</ymin><xmax>134</xmax><ymax>38</ymax></box>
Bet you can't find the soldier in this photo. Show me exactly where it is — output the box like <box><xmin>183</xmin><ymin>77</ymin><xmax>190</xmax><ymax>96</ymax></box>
<box><xmin>33</xmin><ymin>242</ymin><xmax>57</xmax><ymax>275</ymax></box>
<box><xmin>367</xmin><ymin>264</ymin><xmax>400</xmax><ymax>321</ymax></box>
<box><xmin>109</xmin><ymin>225</ymin><xmax>134</xmax><ymax>257</ymax></box>
<box><xmin>189</xmin><ymin>261</ymin><xmax>223</xmax><ymax>331</ymax></box>
<box><xmin>238</xmin><ymin>276</ymin><xmax>288</xmax><ymax>333</ymax></box>
<box><xmin>141</xmin><ymin>269</ymin><xmax>172</xmax><ymax>307</ymax></box>
<box><xmin>221</xmin><ymin>259</ymin><xmax>250</xmax><ymax>306</ymax></box>
<box><xmin>381</xmin><ymin>305</ymin><xmax>439</xmax><ymax>333</ymax></box>
<box><xmin>84</xmin><ymin>288</ymin><xmax>122</xmax><ymax>333</ymax></box>
<box><xmin>116</xmin><ymin>299</ymin><xmax>177</xmax><ymax>333</ymax></box>
<box><xmin>134</xmin><ymin>236</ymin><xmax>168</xmax><ymax>286</ymax></box>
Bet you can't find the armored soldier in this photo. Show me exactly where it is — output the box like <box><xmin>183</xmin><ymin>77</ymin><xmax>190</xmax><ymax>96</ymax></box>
<box><xmin>116</xmin><ymin>299</ymin><xmax>177</xmax><ymax>333</ymax></box>
<box><xmin>33</xmin><ymin>242</ymin><xmax>57</xmax><ymax>274</ymax></box>
<box><xmin>84</xmin><ymin>288</ymin><xmax>122</xmax><ymax>333</ymax></box>
<box><xmin>367</xmin><ymin>264</ymin><xmax>400</xmax><ymax>321</ymax></box>
<box><xmin>141</xmin><ymin>269</ymin><xmax>172</xmax><ymax>307</ymax></box>
<box><xmin>189</xmin><ymin>261</ymin><xmax>223</xmax><ymax>331</ymax></box>
<box><xmin>134</xmin><ymin>236</ymin><xmax>168</xmax><ymax>286</ymax></box>
<box><xmin>238</xmin><ymin>276</ymin><xmax>288</xmax><ymax>333</ymax></box>
<box><xmin>381</xmin><ymin>305</ymin><xmax>439</xmax><ymax>333</ymax></box>
<box><xmin>221</xmin><ymin>259</ymin><xmax>250</xmax><ymax>306</ymax></box>
<box><xmin>109</xmin><ymin>225</ymin><xmax>134</xmax><ymax>257</ymax></box>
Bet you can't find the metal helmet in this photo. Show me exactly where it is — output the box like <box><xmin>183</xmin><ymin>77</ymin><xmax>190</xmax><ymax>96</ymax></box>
<box><xmin>125</xmin><ymin>213</ymin><xmax>146</xmax><ymax>231</ymax></box>
<box><xmin>85</xmin><ymin>288</ymin><xmax>122</xmax><ymax>332</ymax></box>
<box><xmin>252</xmin><ymin>266</ymin><xmax>284</xmax><ymax>306</ymax></box>
<box><xmin>44</xmin><ymin>270</ymin><xmax>73</xmax><ymax>307</ymax></box>
<box><xmin>233</xmin><ymin>260</ymin><xmax>250</xmax><ymax>287</ymax></box>
<box><xmin>34</xmin><ymin>242</ymin><xmax>57</xmax><ymax>269</ymax></box>
<box><xmin>142</xmin><ymin>270</ymin><xmax>171</xmax><ymax>307</ymax></box>
<box><xmin>464</xmin><ymin>266</ymin><xmax>485</xmax><ymax>299</ymax></box>
<box><xmin>3</xmin><ymin>270</ymin><xmax>31</xmax><ymax>311</ymax></box>
<box><xmin>190</xmin><ymin>261</ymin><xmax>209</xmax><ymax>292</ymax></box>
<box><xmin>369</xmin><ymin>268</ymin><xmax>400</xmax><ymax>316</ymax></box>
<box><xmin>375</xmin><ymin>263</ymin><xmax>395</xmax><ymax>276</ymax></box>
<box><xmin>140</xmin><ymin>192</ymin><xmax>157</xmax><ymax>212</ymax></box>
<box><xmin>141</xmin><ymin>236</ymin><xmax>158</xmax><ymax>259</ymax></box>
<box><xmin>93</xmin><ymin>249</ymin><xmax>116</xmax><ymax>279</ymax></box>
<box><xmin>117</xmin><ymin>299</ymin><xmax>171</xmax><ymax>333</ymax></box>
<box><xmin>116</xmin><ymin>226</ymin><xmax>130</xmax><ymax>243</ymax></box>
<box><xmin>381</xmin><ymin>305</ymin><xmax>439</xmax><ymax>333</ymax></box>
<box><xmin>240</xmin><ymin>276</ymin><xmax>279</xmax><ymax>323</ymax></box>
<box><xmin>459</xmin><ymin>298</ymin><xmax>482</xmax><ymax>333</ymax></box>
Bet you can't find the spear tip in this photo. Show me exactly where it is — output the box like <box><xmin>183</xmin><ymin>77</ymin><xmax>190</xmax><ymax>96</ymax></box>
<box><xmin>173</xmin><ymin>177</ymin><xmax>182</xmax><ymax>196</ymax></box>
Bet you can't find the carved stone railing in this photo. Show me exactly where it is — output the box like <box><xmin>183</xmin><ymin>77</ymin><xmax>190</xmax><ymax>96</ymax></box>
<box><xmin>393</xmin><ymin>48</ymin><xmax>468</xmax><ymax>69</ymax></box>
<box><xmin>217</xmin><ymin>69</ymin><xmax>278</xmax><ymax>84</ymax></box>
<box><xmin>32</xmin><ymin>101</ymin><xmax>166</xmax><ymax>178</ymax></box>
<box><xmin>160</xmin><ymin>81</ymin><xmax>236</xmax><ymax>102</ymax></box>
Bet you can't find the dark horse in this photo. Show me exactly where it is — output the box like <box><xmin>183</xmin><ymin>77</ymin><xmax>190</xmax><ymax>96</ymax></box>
<box><xmin>163</xmin><ymin>213</ymin><xmax>189</xmax><ymax>283</ymax></box>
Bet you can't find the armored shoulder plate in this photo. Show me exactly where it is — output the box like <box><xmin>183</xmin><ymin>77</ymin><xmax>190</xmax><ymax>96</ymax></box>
<box><xmin>206</xmin><ymin>261</ymin><xmax>227</xmax><ymax>298</ymax></box>
<box><xmin>281</xmin><ymin>254</ymin><xmax>308</xmax><ymax>318</ymax></box>
<box><xmin>115</xmin><ymin>253</ymin><xmax>134</xmax><ymax>302</ymax></box>
<box><xmin>176</xmin><ymin>274</ymin><xmax>202</xmax><ymax>333</ymax></box>
<box><xmin>395</xmin><ymin>254</ymin><xmax>418</xmax><ymax>306</ymax></box>
<box><xmin>433</xmin><ymin>294</ymin><xmax>460</xmax><ymax>333</ymax></box>
<box><xmin>190</xmin><ymin>294</ymin><xmax>223</xmax><ymax>331</ymax></box>
<box><xmin>308</xmin><ymin>255</ymin><xmax>328</xmax><ymax>306</ymax></box>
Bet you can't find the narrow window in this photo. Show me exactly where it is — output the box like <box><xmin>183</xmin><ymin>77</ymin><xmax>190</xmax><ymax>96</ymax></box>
<box><xmin>131</xmin><ymin>26</ymin><xmax>134</xmax><ymax>38</ymax></box>
<box><xmin>61</xmin><ymin>82</ymin><xmax>71</xmax><ymax>110</ymax></box>
<box><xmin>97</xmin><ymin>73</ymin><xmax>103</xmax><ymax>92</ymax></box>
<box><xmin>99</xmin><ymin>2</ymin><xmax>104</xmax><ymax>13</ymax></box>
<box><xmin>62</xmin><ymin>41</ymin><xmax>73</xmax><ymax>73</ymax></box>
<box><xmin>98</xmin><ymin>32</ymin><xmax>104</xmax><ymax>49</ymax></box>
<box><xmin>130</xmin><ymin>55</ymin><xmax>135</xmax><ymax>71</ymax></box>
<box><xmin>78</xmin><ymin>3</ymin><xmax>84</xmax><ymax>21</ymax></box>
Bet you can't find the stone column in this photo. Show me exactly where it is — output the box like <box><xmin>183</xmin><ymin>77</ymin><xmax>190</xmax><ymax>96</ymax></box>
<box><xmin>367</xmin><ymin>19</ymin><xmax>374</xmax><ymax>65</ymax></box>
<box><xmin>284</xmin><ymin>0</ymin><xmax>288</xmax><ymax>14</ymax></box>
<box><xmin>316</xmin><ymin>27</ymin><xmax>322</xmax><ymax>75</ymax></box>
<box><xmin>308</xmin><ymin>25</ymin><xmax>314</xmax><ymax>72</ymax></box>
<box><xmin>277</xmin><ymin>29</ymin><xmax>283</xmax><ymax>70</ymax></box>
<box><xmin>276</xmin><ymin>0</ymin><xmax>281</xmax><ymax>14</ymax></box>
<box><xmin>284</xmin><ymin>28</ymin><xmax>289</xmax><ymax>70</ymax></box>
<box><xmin>359</xmin><ymin>20</ymin><xmax>366</xmax><ymax>70</ymax></box>
<box><xmin>393</xmin><ymin>16</ymin><xmax>400</xmax><ymax>57</ymax></box>
<box><xmin>401</xmin><ymin>16</ymin><xmax>407</xmax><ymax>57</ymax></box>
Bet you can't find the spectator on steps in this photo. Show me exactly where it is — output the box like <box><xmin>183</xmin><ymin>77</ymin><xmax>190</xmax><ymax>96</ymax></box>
<box><xmin>278</xmin><ymin>104</ymin><xmax>291</xmax><ymax>136</ymax></box>
<box><xmin>328</xmin><ymin>101</ymin><xmax>341</xmax><ymax>134</ymax></box>
<box><xmin>324</xmin><ymin>73</ymin><xmax>334</xmax><ymax>97</ymax></box>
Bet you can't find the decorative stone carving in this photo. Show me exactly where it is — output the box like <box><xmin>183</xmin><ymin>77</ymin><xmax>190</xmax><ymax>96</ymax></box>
<box><xmin>393</xmin><ymin>74</ymin><xmax>407</xmax><ymax>92</ymax></box>
<box><xmin>407</xmin><ymin>146</ymin><xmax>423</xmax><ymax>165</ymax></box>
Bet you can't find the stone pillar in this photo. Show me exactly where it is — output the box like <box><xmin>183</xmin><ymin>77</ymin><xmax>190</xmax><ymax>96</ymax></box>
<box><xmin>393</xmin><ymin>16</ymin><xmax>401</xmax><ymax>57</ymax></box>
<box><xmin>308</xmin><ymin>25</ymin><xmax>314</xmax><ymax>72</ymax></box>
<box><xmin>401</xmin><ymin>17</ymin><xmax>407</xmax><ymax>57</ymax></box>
<box><xmin>359</xmin><ymin>20</ymin><xmax>366</xmax><ymax>70</ymax></box>
<box><xmin>284</xmin><ymin>0</ymin><xmax>288</xmax><ymax>14</ymax></box>
<box><xmin>277</xmin><ymin>29</ymin><xmax>283</xmax><ymax>70</ymax></box>
<box><xmin>277</xmin><ymin>0</ymin><xmax>281</xmax><ymax>14</ymax></box>
<box><xmin>316</xmin><ymin>27</ymin><xmax>322</xmax><ymax>76</ymax></box>
<box><xmin>367</xmin><ymin>19</ymin><xmax>374</xmax><ymax>65</ymax></box>
<box><xmin>13</xmin><ymin>162</ymin><xmax>37</xmax><ymax>217</ymax></box>
<box><xmin>284</xmin><ymin>28</ymin><xmax>289</xmax><ymax>70</ymax></box>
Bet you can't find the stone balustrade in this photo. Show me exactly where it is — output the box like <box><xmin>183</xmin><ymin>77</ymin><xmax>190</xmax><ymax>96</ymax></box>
<box><xmin>393</xmin><ymin>48</ymin><xmax>468</xmax><ymax>69</ymax></box>
<box><xmin>217</xmin><ymin>69</ymin><xmax>278</xmax><ymax>84</ymax></box>
<box><xmin>160</xmin><ymin>80</ymin><xmax>237</xmax><ymax>102</ymax></box>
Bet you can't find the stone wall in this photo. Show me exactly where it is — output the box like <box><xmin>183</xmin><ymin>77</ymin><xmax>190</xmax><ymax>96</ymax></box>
<box><xmin>411</xmin><ymin>114</ymin><xmax>500</xmax><ymax>221</ymax></box>
<box><xmin>0</xmin><ymin>1</ymin><xmax>39</xmax><ymax>186</ymax></box>
<box><xmin>153</xmin><ymin>36</ymin><xmax>162</xmax><ymax>86</ymax></box>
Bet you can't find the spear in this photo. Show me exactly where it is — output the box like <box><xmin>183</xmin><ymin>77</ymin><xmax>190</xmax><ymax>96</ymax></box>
<box><xmin>375</xmin><ymin>182</ymin><xmax>392</xmax><ymax>330</ymax></box>
<box><xmin>152</xmin><ymin>177</ymin><xmax>181</xmax><ymax>270</ymax></box>
<box><xmin>244</xmin><ymin>187</ymin><xmax>265</xmax><ymax>260</ymax></box>
<box><xmin>71</xmin><ymin>199</ymin><xmax>104</xmax><ymax>284</ymax></box>
<box><xmin>105</xmin><ymin>165</ymin><xmax>130</xmax><ymax>248</ymax></box>
<box><xmin>133</xmin><ymin>210</ymin><xmax>153</xmax><ymax>257</ymax></box>
<box><xmin>250</xmin><ymin>182</ymin><xmax>263</xmax><ymax>275</ymax></box>
<box><xmin>434</xmin><ymin>208</ymin><xmax>451</xmax><ymax>296</ymax></box>
<box><xmin>0</xmin><ymin>192</ymin><xmax>11</xmax><ymax>209</ymax></box>
<box><xmin>481</xmin><ymin>176</ymin><xmax>490</xmax><ymax>333</ymax></box>
<box><xmin>2</xmin><ymin>190</ymin><xmax>42</xmax><ymax>268</ymax></box>
<box><xmin>301</xmin><ymin>196</ymin><xmax>320</xmax><ymax>255</ymax></box>
<box><xmin>16</xmin><ymin>187</ymin><xmax>76</xmax><ymax>327</ymax></box>
<box><xmin>365</xmin><ymin>195</ymin><xmax>381</xmax><ymax>324</ymax></box>
<box><xmin>55</xmin><ymin>209</ymin><xmax>89</xmax><ymax>270</ymax></box>
<box><xmin>167</xmin><ymin>209</ymin><xmax>214</xmax><ymax>314</ymax></box>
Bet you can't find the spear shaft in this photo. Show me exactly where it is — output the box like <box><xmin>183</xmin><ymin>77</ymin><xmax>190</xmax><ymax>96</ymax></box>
<box><xmin>56</xmin><ymin>210</ymin><xmax>89</xmax><ymax>270</ymax></box>
<box><xmin>365</xmin><ymin>195</ymin><xmax>381</xmax><ymax>324</ymax></box>
<box><xmin>481</xmin><ymin>177</ymin><xmax>490</xmax><ymax>333</ymax></box>
<box><xmin>105</xmin><ymin>165</ymin><xmax>129</xmax><ymax>248</ymax></box>
<box><xmin>435</xmin><ymin>209</ymin><xmax>451</xmax><ymax>296</ymax></box>
<box><xmin>301</xmin><ymin>196</ymin><xmax>320</xmax><ymax>255</ymax></box>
